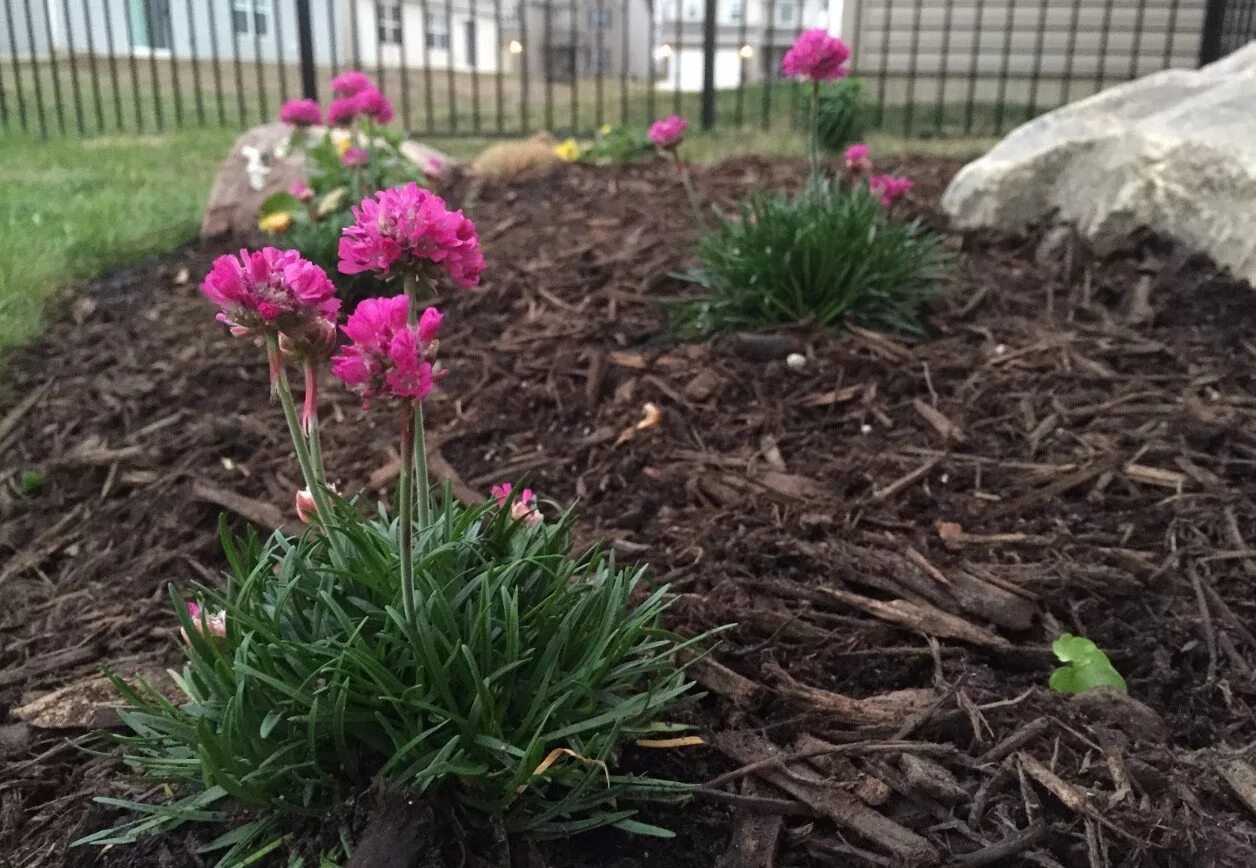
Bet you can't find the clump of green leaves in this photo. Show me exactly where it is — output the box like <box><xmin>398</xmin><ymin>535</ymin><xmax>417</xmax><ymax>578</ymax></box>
<box><xmin>18</xmin><ymin>469</ymin><xmax>44</xmax><ymax>496</ymax></box>
<box><xmin>816</xmin><ymin>78</ymin><xmax>868</xmax><ymax>153</ymax></box>
<box><xmin>675</xmin><ymin>179</ymin><xmax>950</xmax><ymax>336</ymax></box>
<box><xmin>1049</xmin><ymin>633</ymin><xmax>1127</xmax><ymax>694</ymax></box>
<box><xmin>582</xmin><ymin>124</ymin><xmax>654</xmax><ymax>164</ymax></box>
<box><xmin>81</xmin><ymin>498</ymin><xmax>709</xmax><ymax>863</ymax></box>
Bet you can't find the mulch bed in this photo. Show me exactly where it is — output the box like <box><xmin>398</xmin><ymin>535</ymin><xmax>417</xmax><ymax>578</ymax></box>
<box><xmin>4</xmin><ymin>154</ymin><xmax>1256</xmax><ymax>867</ymax></box>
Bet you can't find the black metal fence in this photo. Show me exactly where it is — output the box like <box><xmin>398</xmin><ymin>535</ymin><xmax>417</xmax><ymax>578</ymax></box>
<box><xmin>0</xmin><ymin>0</ymin><xmax>1250</xmax><ymax>141</ymax></box>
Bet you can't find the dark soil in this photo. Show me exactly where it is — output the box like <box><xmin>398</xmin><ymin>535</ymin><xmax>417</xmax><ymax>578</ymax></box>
<box><xmin>4</xmin><ymin>155</ymin><xmax>1256</xmax><ymax>867</ymax></box>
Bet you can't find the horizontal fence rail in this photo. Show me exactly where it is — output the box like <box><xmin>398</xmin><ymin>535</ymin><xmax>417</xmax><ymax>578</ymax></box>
<box><xmin>0</xmin><ymin>0</ymin><xmax>1248</xmax><ymax>141</ymax></box>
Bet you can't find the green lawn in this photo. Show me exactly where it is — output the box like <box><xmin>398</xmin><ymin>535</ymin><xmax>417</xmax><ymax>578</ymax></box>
<box><xmin>0</xmin><ymin>129</ymin><xmax>238</xmax><ymax>353</ymax></box>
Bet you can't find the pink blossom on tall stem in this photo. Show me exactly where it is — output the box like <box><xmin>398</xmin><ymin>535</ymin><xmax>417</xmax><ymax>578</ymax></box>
<box><xmin>331</xmin><ymin>69</ymin><xmax>374</xmax><ymax>97</ymax></box>
<box><xmin>844</xmin><ymin>143</ymin><xmax>872</xmax><ymax>175</ymax></box>
<box><xmin>279</xmin><ymin>98</ymin><xmax>322</xmax><ymax>126</ymax></box>
<box><xmin>354</xmin><ymin>87</ymin><xmax>394</xmax><ymax>124</ymax></box>
<box><xmin>781</xmin><ymin>29</ymin><xmax>851</xmax><ymax>81</ymax></box>
<box><xmin>327</xmin><ymin>96</ymin><xmax>360</xmax><ymax>126</ymax></box>
<box><xmin>183</xmin><ymin>601</ymin><xmax>227</xmax><ymax>642</ymax></box>
<box><xmin>868</xmin><ymin>174</ymin><xmax>914</xmax><ymax>206</ymax></box>
<box><xmin>649</xmin><ymin>115</ymin><xmax>687</xmax><ymax>150</ymax></box>
<box><xmin>289</xmin><ymin>180</ymin><xmax>315</xmax><ymax>202</ymax></box>
<box><xmin>341</xmin><ymin>146</ymin><xmax>369</xmax><ymax>168</ymax></box>
<box><xmin>201</xmin><ymin>248</ymin><xmax>339</xmax><ymax>338</ymax></box>
<box><xmin>337</xmin><ymin>183</ymin><xmax>486</xmax><ymax>289</ymax></box>
<box><xmin>491</xmin><ymin>482</ymin><xmax>542</xmax><ymax>526</ymax></box>
<box><xmin>330</xmin><ymin>295</ymin><xmax>444</xmax><ymax>406</ymax></box>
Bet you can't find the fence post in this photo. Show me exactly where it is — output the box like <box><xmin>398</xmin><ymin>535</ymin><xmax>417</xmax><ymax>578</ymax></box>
<box><xmin>1199</xmin><ymin>0</ymin><xmax>1227</xmax><ymax>65</ymax></box>
<box><xmin>296</xmin><ymin>0</ymin><xmax>319</xmax><ymax>101</ymax></box>
<box><xmin>700</xmin><ymin>0</ymin><xmax>717</xmax><ymax>129</ymax></box>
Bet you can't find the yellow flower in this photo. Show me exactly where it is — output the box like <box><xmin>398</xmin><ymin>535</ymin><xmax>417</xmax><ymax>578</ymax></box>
<box><xmin>599</xmin><ymin>123</ymin><xmax>613</xmax><ymax>136</ymax></box>
<box><xmin>554</xmin><ymin>138</ymin><xmax>581</xmax><ymax>161</ymax></box>
<box><xmin>332</xmin><ymin>129</ymin><xmax>352</xmax><ymax>156</ymax></box>
<box><xmin>259</xmin><ymin>211</ymin><xmax>294</xmax><ymax>234</ymax></box>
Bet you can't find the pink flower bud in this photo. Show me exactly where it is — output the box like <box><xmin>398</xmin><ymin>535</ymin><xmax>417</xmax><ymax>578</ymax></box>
<box><xmin>424</xmin><ymin>155</ymin><xmax>447</xmax><ymax>178</ymax></box>
<box><xmin>341</xmin><ymin>146</ymin><xmax>369</xmax><ymax>169</ymax></box>
<box><xmin>184</xmin><ymin>601</ymin><xmax>227</xmax><ymax>641</ymax></box>
<box><xmin>492</xmin><ymin>482</ymin><xmax>542</xmax><ymax>526</ymax></box>
<box><xmin>295</xmin><ymin>488</ymin><xmax>317</xmax><ymax>523</ymax></box>
<box><xmin>843</xmin><ymin>143</ymin><xmax>872</xmax><ymax>175</ymax></box>
<box><xmin>290</xmin><ymin>180</ymin><xmax>315</xmax><ymax>202</ymax></box>
<box><xmin>649</xmin><ymin>115</ymin><xmax>687</xmax><ymax>150</ymax></box>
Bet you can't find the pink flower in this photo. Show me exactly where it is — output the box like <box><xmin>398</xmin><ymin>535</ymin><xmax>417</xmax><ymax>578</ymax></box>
<box><xmin>491</xmin><ymin>482</ymin><xmax>542</xmax><ymax>526</ymax></box>
<box><xmin>290</xmin><ymin>180</ymin><xmax>315</xmax><ymax>202</ymax></box>
<box><xmin>337</xmin><ymin>183</ymin><xmax>486</xmax><ymax>289</ymax></box>
<box><xmin>424</xmin><ymin>155</ymin><xmax>447</xmax><ymax>178</ymax></box>
<box><xmin>201</xmin><ymin>248</ymin><xmax>339</xmax><ymax>336</ymax></box>
<box><xmin>354</xmin><ymin>87</ymin><xmax>394</xmax><ymax>124</ymax></box>
<box><xmin>279</xmin><ymin>98</ymin><xmax>322</xmax><ymax>126</ymax></box>
<box><xmin>341</xmin><ymin>146</ymin><xmax>369</xmax><ymax>168</ymax></box>
<box><xmin>649</xmin><ymin>115</ymin><xmax>687</xmax><ymax>150</ymax></box>
<box><xmin>781</xmin><ymin>29</ymin><xmax>851</xmax><ymax>81</ymax></box>
<box><xmin>327</xmin><ymin>96</ymin><xmax>359</xmax><ymax>126</ymax></box>
<box><xmin>868</xmin><ymin>174</ymin><xmax>914</xmax><ymax>206</ymax></box>
<box><xmin>185</xmin><ymin>601</ymin><xmax>227</xmax><ymax>640</ymax></box>
<box><xmin>295</xmin><ymin>488</ymin><xmax>317</xmax><ymax>523</ymax></box>
<box><xmin>331</xmin><ymin>70</ymin><xmax>374</xmax><ymax>97</ymax></box>
<box><xmin>844</xmin><ymin>143</ymin><xmax>871</xmax><ymax>175</ymax></box>
<box><xmin>330</xmin><ymin>296</ymin><xmax>443</xmax><ymax>405</ymax></box>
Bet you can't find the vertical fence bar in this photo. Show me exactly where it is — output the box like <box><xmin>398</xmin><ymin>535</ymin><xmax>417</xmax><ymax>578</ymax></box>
<box><xmin>145</xmin><ymin>0</ymin><xmax>165</xmax><ymax>129</ymax></box>
<box><xmin>519</xmin><ymin>0</ymin><xmax>531</xmax><ymax>132</ymax></box>
<box><xmin>229</xmin><ymin>0</ymin><xmax>247</xmax><ymax>124</ymax></box>
<box><xmin>254</xmin><ymin>1</ymin><xmax>273</xmax><ymax>124</ymax></box>
<box><xmin>470</xmin><ymin>0</ymin><xmax>481</xmax><ymax>132</ymax></box>
<box><xmin>619</xmin><ymin>0</ymin><xmax>629</xmax><ymax>123</ymax></box>
<box><xmin>962</xmin><ymin>0</ymin><xmax>984</xmax><ymax>133</ymax></box>
<box><xmin>1059</xmin><ymin>0</ymin><xmax>1083</xmax><ymax>105</ymax></box>
<box><xmin>399</xmin><ymin>0</ymin><xmax>412</xmax><ymax>129</ymax></box>
<box><xmin>1127</xmin><ymin>0</ymin><xmax>1149</xmax><ymax>81</ymax></box>
<box><xmin>445</xmin><ymin>0</ymin><xmax>455</xmax><ymax>131</ymax></box>
<box><xmin>168</xmin><ymin>3</ymin><xmax>185</xmax><ymax>127</ymax></box>
<box><xmin>570</xmin><ymin>0</ymin><xmax>579</xmax><ymax>130</ymax></box>
<box><xmin>700</xmin><ymin>0</ymin><xmax>715</xmax><ymax>129</ymax></box>
<box><xmin>40</xmin><ymin>0</ymin><xmax>67</xmax><ymax>134</ymax></box>
<box><xmin>762</xmin><ymin>0</ymin><xmax>777</xmax><ymax>128</ymax></box>
<box><xmin>645</xmin><ymin>0</ymin><xmax>655</xmax><ymax>123</ymax></box>
<box><xmin>60</xmin><ymin>0</ymin><xmax>85</xmax><ymax>134</ymax></box>
<box><xmin>349</xmin><ymin>0</ymin><xmax>361</xmax><ymax>67</ymax></box>
<box><xmin>734</xmin><ymin>0</ymin><xmax>748</xmax><ymax>125</ymax></box>
<box><xmin>79</xmin><ymin>0</ymin><xmax>105</xmax><ymax>133</ymax></box>
<box><xmin>673</xmin><ymin>0</ymin><xmax>682</xmax><ymax>114</ymax></box>
<box><xmin>0</xmin><ymin>41</ymin><xmax>7</xmax><ymax>131</ymax></box>
<box><xmin>185</xmin><ymin>0</ymin><xmax>206</xmax><ymax>125</ymax></box>
<box><xmin>273</xmin><ymin>0</ymin><xmax>289</xmax><ymax>101</ymax></box>
<box><xmin>873</xmin><ymin>0</ymin><xmax>891</xmax><ymax>127</ymax></box>
<box><xmin>374</xmin><ymin>0</ymin><xmax>384</xmax><ymax>99</ymax></box>
<box><xmin>544</xmin><ymin>0</ymin><xmax>555</xmax><ymax>129</ymax></box>
<box><xmin>122</xmin><ymin>0</ymin><xmax>143</xmax><ymax>131</ymax></box>
<box><xmin>327</xmin><ymin>0</ymin><xmax>339</xmax><ymax>71</ymax></box>
<box><xmin>101</xmin><ymin>0</ymin><xmax>123</xmax><ymax>129</ymax></box>
<box><xmin>902</xmin><ymin>0</ymin><xmax>924</xmax><ymax>135</ymax></box>
<box><xmin>595</xmin><ymin>0</ymin><xmax>605</xmax><ymax>128</ymax></box>
<box><xmin>296</xmin><ymin>0</ymin><xmax>318</xmax><ymax>100</ymax></box>
<box><xmin>6</xmin><ymin>1</ymin><xmax>28</xmax><ymax>132</ymax></box>
<box><xmin>493</xmin><ymin>0</ymin><xmax>504</xmax><ymax>132</ymax></box>
<box><xmin>1024</xmin><ymin>0</ymin><xmax>1049</xmax><ymax>120</ymax></box>
<box><xmin>1163</xmin><ymin>0</ymin><xmax>1183</xmax><ymax>67</ymax></box>
<box><xmin>933</xmin><ymin>0</ymin><xmax>955</xmax><ymax>132</ymax></box>
<box><xmin>1093</xmin><ymin>0</ymin><xmax>1116</xmax><ymax>90</ymax></box>
<box><xmin>208</xmin><ymin>0</ymin><xmax>227</xmax><ymax>125</ymax></box>
<box><xmin>1199</xmin><ymin>0</ymin><xmax>1225</xmax><ymax>64</ymax></box>
<box><xmin>992</xmin><ymin>0</ymin><xmax>1015</xmax><ymax>133</ymax></box>
<box><xmin>420</xmin><ymin>0</ymin><xmax>434</xmax><ymax>131</ymax></box>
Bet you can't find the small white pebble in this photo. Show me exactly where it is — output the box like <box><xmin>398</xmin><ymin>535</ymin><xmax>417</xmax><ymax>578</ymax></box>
<box><xmin>860</xmin><ymin>424</ymin><xmax>873</xmax><ymax>435</ymax></box>
<box><xmin>786</xmin><ymin>352</ymin><xmax>807</xmax><ymax>370</ymax></box>
<box><xmin>940</xmin><ymin>473</ymin><xmax>949</xmax><ymax>484</ymax></box>
<box><xmin>994</xmin><ymin>344</ymin><xmax>1008</xmax><ymax>355</ymax></box>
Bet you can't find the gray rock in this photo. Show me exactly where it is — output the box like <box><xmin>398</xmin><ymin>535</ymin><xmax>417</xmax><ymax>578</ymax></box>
<box><xmin>943</xmin><ymin>43</ymin><xmax>1256</xmax><ymax>287</ymax></box>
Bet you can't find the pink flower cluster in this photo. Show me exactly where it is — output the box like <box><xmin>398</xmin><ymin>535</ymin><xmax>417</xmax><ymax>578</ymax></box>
<box><xmin>844</xmin><ymin>143</ymin><xmax>871</xmax><ymax>175</ymax></box>
<box><xmin>649</xmin><ymin>115</ymin><xmax>687</xmax><ymax>150</ymax></box>
<box><xmin>341</xmin><ymin>146</ymin><xmax>369</xmax><ymax>168</ymax></box>
<box><xmin>330</xmin><ymin>295</ymin><xmax>443</xmax><ymax>405</ymax></box>
<box><xmin>184</xmin><ymin>602</ymin><xmax>227</xmax><ymax>640</ymax></box>
<box><xmin>332</xmin><ymin>70</ymin><xmax>373</xmax><ymax>97</ymax></box>
<box><xmin>491</xmin><ymin>483</ymin><xmax>542</xmax><ymax>526</ymax></box>
<box><xmin>781</xmin><ymin>29</ymin><xmax>851</xmax><ymax>81</ymax></box>
<box><xmin>338</xmin><ymin>183</ymin><xmax>485</xmax><ymax>288</ymax></box>
<box><xmin>868</xmin><ymin>174</ymin><xmax>914</xmax><ymax>206</ymax></box>
<box><xmin>290</xmin><ymin>180</ymin><xmax>315</xmax><ymax>202</ymax></box>
<box><xmin>279</xmin><ymin>98</ymin><xmax>322</xmax><ymax>127</ymax></box>
<box><xmin>201</xmin><ymin>247</ymin><xmax>339</xmax><ymax>337</ymax></box>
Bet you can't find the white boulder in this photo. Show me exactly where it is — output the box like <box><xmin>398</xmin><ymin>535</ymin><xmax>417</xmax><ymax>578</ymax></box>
<box><xmin>942</xmin><ymin>43</ymin><xmax>1256</xmax><ymax>285</ymax></box>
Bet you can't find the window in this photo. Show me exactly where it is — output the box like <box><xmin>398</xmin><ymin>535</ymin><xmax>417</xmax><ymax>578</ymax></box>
<box><xmin>425</xmin><ymin>11</ymin><xmax>449</xmax><ymax>49</ymax></box>
<box><xmin>727</xmin><ymin>1</ymin><xmax>742</xmax><ymax>21</ymax></box>
<box><xmin>584</xmin><ymin>45</ymin><xmax>612</xmax><ymax>73</ymax></box>
<box><xmin>777</xmin><ymin>2</ymin><xmax>796</xmax><ymax>25</ymax></box>
<box><xmin>377</xmin><ymin>3</ymin><xmax>402</xmax><ymax>44</ymax></box>
<box><xmin>232</xmin><ymin>0</ymin><xmax>269</xmax><ymax>36</ymax></box>
<box><xmin>588</xmin><ymin>7</ymin><xmax>612</xmax><ymax>29</ymax></box>
<box><xmin>683</xmin><ymin>2</ymin><xmax>701</xmax><ymax>21</ymax></box>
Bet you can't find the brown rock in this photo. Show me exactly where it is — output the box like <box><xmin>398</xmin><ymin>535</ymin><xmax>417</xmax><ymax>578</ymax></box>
<box><xmin>13</xmin><ymin>667</ymin><xmax>178</xmax><ymax>730</ymax></box>
<box><xmin>1070</xmin><ymin>687</ymin><xmax>1169</xmax><ymax>744</ymax></box>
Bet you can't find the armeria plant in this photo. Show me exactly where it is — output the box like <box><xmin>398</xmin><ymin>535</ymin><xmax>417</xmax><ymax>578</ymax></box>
<box><xmin>674</xmin><ymin>31</ymin><xmax>948</xmax><ymax>337</ymax></box>
<box><xmin>82</xmin><ymin>184</ymin><xmax>711</xmax><ymax>864</ymax></box>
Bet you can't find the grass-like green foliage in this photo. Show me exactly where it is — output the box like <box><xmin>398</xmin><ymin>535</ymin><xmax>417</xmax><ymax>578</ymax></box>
<box><xmin>1049</xmin><ymin>634</ymin><xmax>1127</xmax><ymax>695</ymax></box>
<box><xmin>81</xmin><ymin>495</ymin><xmax>706</xmax><ymax>863</ymax></box>
<box><xmin>675</xmin><ymin>179</ymin><xmax>950</xmax><ymax>336</ymax></box>
<box><xmin>816</xmin><ymin>79</ymin><xmax>868</xmax><ymax>153</ymax></box>
<box><xmin>18</xmin><ymin>469</ymin><xmax>45</xmax><ymax>496</ymax></box>
<box><xmin>582</xmin><ymin>124</ymin><xmax>655</xmax><ymax>164</ymax></box>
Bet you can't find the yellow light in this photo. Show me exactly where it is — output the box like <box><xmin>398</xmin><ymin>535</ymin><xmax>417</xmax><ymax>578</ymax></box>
<box><xmin>508</xmin><ymin>39</ymin><xmax>523</xmax><ymax>54</ymax></box>
<box><xmin>739</xmin><ymin>44</ymin><xmax>754</xmax><ymax>59</ymax></box>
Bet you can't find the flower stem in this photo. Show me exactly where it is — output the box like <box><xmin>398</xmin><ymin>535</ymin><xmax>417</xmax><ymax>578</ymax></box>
<box><xmin>402</xmin><ymin>273</ymin><xmax>432</xmax><ymax>530</ymax></box>
<box><xmin>304</xmin><ymin>360</ymin><xmax>326</xmax><ymax>483</ymax></box>
<box><xmin>397</xmin><ymin>407</ymin><xmax>416</xmax><ymax>624</ymax></box>
<box><xmin>808</xmin><ymin>81</ymin><xmax>821</xmax><ymax>191</ymax></box>
<box><xmin>267</xmin><ymin>336</ymin><xmax>332</xmax><ymax>524</ymax></box>
<box><xmin>673</xmin><ymin>151</ymin><xmax>706</xmax><ymax>232</ymax></box>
